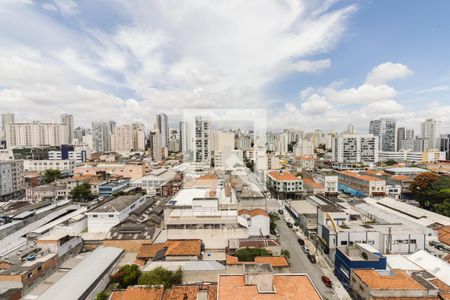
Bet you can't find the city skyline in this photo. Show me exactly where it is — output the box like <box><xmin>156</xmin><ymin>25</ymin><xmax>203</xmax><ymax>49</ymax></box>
<box><xmin>1</xmin><ymin>1</ymin><xmax>450</xmax><ymax>131</ymax></box>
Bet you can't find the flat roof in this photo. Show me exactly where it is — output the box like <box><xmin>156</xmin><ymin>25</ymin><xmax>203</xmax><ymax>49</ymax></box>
<box><xmin>89</xmin><ymin>195</ymin><xmax>143</xmax><ymax>213</ymax></box>
<box><xmin>168</xmin><ymin>188</ymin><xmax>210</xmax><ymax>206</ymax></box>
<box><xmin>36</xmin><ymin>247</ymin><xmax>123</xmax><ymax>300</ymax></box>
<box><xmin>339</xmin><ymin>171</ymin><xmax>383</xmax><ymax>182</ymax></box>
<box><xmin>290</xmin><ymin>200</ymin><xmax>317</xmax><ymax>214</ymax></box>
<box><xmin>353</xmin><ymin>269</ymin><xmax>425</xmax><ymax>290</ymax></box>
<box><xmin>217</xmin><ymin>273</ymin><xmax>321</xmax><ymax>300</ymax></box>
<box><xmin>384</xmin><ymin>167</ymin><xmax>428</xmax><ymax>173</ymax></box>
<box><xmin>408</xmin><ymin>250</ymin><xmax>450</xmax><ymax>285</ymax></box>
<box><xmin>143</xmin><ymin>260</ymin><xmax>226</xmax><ymax>272</ymax></box>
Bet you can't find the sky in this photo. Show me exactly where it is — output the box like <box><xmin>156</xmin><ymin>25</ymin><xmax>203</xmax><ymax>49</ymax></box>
<box><xmin>1</xmin><ymin>0</ymin><xmax>450</xmax><ymax>133</ymax></box>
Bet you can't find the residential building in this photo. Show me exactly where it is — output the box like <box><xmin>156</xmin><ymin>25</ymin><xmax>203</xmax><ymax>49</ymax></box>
<box><xmin>136</xmin><ymin>239</ymin><xmax>202</xmax><ymax>264</ymax></box>
<box><xmin>324</xmin><ymin>176</ymin><xmax>339</xmax><ymax>195</ymax></box>
<box><xmin>369</xmin><ymin>118</ymin><xmax>397</xmax><ymax>152</ymax></box>
<box><xmin>26</xmin><ymin>182</ymin><xmax>67</xmax><ymax>202</ymax></box>
<box><xmin>217</xmin><ymin>264</ymin><xmax>322</xmax><ymax>300</ymax></box>
<box><xmin>420</xmin><ymin>118</ymin><xmax>441</xmax><ymax>150</ymax></box>
<box><xmin>85</xmin><ymin>194</ymin><xmax>147</xmax><ymax>232</ymax></box>
<box><xmin>422</xmin><ymin>149</ymin><xmax>446</xmax><ymax>163</ymax></box>
<box><xmin>439</xmin><ymin>134</ymin><xmax>450</xmax><ymax>160</ymax></box>
<box><xmin>332</xmin><ymin>134</ymin><xmax>378</xmax><ymax>164</ymax></box>
<box><xmin>237</xmin><ymin>209</ymin><xmax>270</xmax><ymax>237</ymax></box>
<box><xmin>150</xmin><ymin>130</ymin><xmax>162</xmax><ymax>161</ymax></box>
<box><xmin>293</xmin><ymin>140</ymin><xmax>314</xmax><ymax>156</ymax></box>
<box><xmin>414</xmin><ymin>137</ymin><xmax>430</xmax><ymax>152</ymax></box>
<box><xmin>130</xmin><ymin>169</ymin><xmax>178</xmax><ymax>196</ymax></box>
<box><xmin>266</xmin><ymin>171</ymin><xmax>303</xmax><ymax>198</ymax></box>
<box><xmin>156</xmin><ymin>113</ymin><xmax>169</xmax><ymax>148</ymax></box>
<box><xmin>91</xmin><ymin>122</ymin><xmax>110</xmax><ymax>152</ymax></box>
<box><xmin>48</xmin><ymin>144</ymin><xmax>88</xmax><ymax>163</ymax></box>
<box><xmin>60</xmin><ymin>114</ymin><xmax>74</xmax><ymax>144</ymax></box>
<box><xmin>132</xmin><ymin>122</ymin><xmax>146</xmax><ymax>151</ymax></box>
<box><xmin>303</xmin><ymin>178</ymin><xmax>325</xmax><ymax>194</ymax></box>
<box><xmin>180</xmin><ymin>121</ymin><xmax>189</xmax><ymax>154</ymax></box>
<box><xmin>5</xmin><ymin>121</ymin><xmax>69</xmax><ymax>147</ymax></box>
<box><xmin>397</xmin><ymin>127</ymin><xmax>414</xmax><ymax>151</ymax></box>
<box><xmin>0</xmin><ymin>160</ymin><xmax>25</xmax><ymax>201</ymax></box>
<box><xmin>334</xmin><ymin>243</ymin><xmax>387</xmax><ymax>291</ymax></box>
<box><xmin>1</xmin><ymin>113</ymin><xmax>15</xmax><ymax>130</ymax></box>
<box><xmin>194</xmin><ymin>116</ymin><xmax>211</xmax><ymax>168</ymax></box>
<box><xmin>297</xmin><ymin>155</ymin><xmax>316</xmax><ymax>170</ymax></box>
<box><xmin>110</xmin><ymin>124</ymin><xmax>133</xmax><ymax>152</ymax></box>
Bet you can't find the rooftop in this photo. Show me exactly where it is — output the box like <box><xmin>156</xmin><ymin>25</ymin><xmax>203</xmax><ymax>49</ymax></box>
<box><xmin>303</xmin><ymin>178</ymin><xmax>324</xmax><ymax>189</ymax></box>
<box><xmin>110</xmin><ymin>286</ymin><xmax>164</xmax><ymax>300</ymax></box>
<box><xmin>138</xmin><ymin>239</ymin><xmax>202</xmax><ymax>259</ymax></box>
<box><xmin>268</xmin><ymin>171</ymin><xmax>300</xmax><ymax>181</ymax></box>
<box><xmin>168</xmin><ymin>188</ymin><xmax>211</xmax><ymax>206</ymax></box>
<box><xmin>353</xmin><ymin>269</ymin><xmax>426</xmax><ymax>290</ymax></box>
<box><xmin>226</xmin><ymin>255</ymin><xmax>289</xmax><ymax>268</ymax></box>
<box><xmin>217</xmin><ymin>273</ymin><xmax>321</xmax><ymax>300</ymax></box>
<box><xmin>238</xmin><ymin>209</ymin><xmax>269</xmax><ymax>218</ymax></box>
<box><xmin>88</xmin><ymin>195</ymin><xmax>143</xmax><ymax>213</ymax></box>
<box><xmin>339</xmin><ymin>171</ymin><xmax>383</xmax><ymax>182</ymax></box>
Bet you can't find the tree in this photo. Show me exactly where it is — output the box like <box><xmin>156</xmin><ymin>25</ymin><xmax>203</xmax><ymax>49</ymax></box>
<box><xmin>269</xmin><ymin>212</ymin><xmax>280</xmax><ymax>234</ymax></box>
<box><xmin>436</xmin><ymin>199</ymin><xmax>450</xmax><ymax>217</ymax></box>
<box><xmin>95</xmin><ymin>291</ymin><xmax>108</xmax><ymax>300</ymax></box>
<box><xmin>384</xmin><ymin>159</ymin><xmax>398</xmax><ymax>166</ymax></box>
<box><xmin>138</xmin><ymin>267</ymin><xmax>182</xmax><ymax>289</ymax></box>
<box><xmin>43</xmin><ymin>169</ymin><xmax>61</xmax><ymax>183</ymax></box>
<box><xmin>235</xmin><ymin>248</ymin><xmax>271</xmax><ymax>262</ymax></box>
<box><xmin>281</xmin><ymin>249</ymin><xmax>290</xmax><ymax>259</ymax></box>
<box><xmin>70</xmin><ymin>183</ymin><xmax>93</xmax><ymax>202</ymax></box>
<box><xmin>411</xmin><ymin>172</ymin><xmax>440</xmax><ymax>192</ymax></box>
<box><xmin>110</xmin><ymin>264</ymin><xmax>141</xmax><ymax>289</ymax></box>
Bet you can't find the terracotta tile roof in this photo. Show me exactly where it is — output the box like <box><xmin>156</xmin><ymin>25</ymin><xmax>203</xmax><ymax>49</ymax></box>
<box><xmin>110</xmin><ymin>286</ymin><xmax>164</xmax><ymax>300</ymax></box>
<box><xmin>137</xmin><ymin>243</ymin><xmax>165</xmax><ymax>259</ymax></box>
<box><xmin>207</xmin><ymin>285</ymin><xmax>217</xmax><ymax>300</ymax></box>
<box><xmin>162</xmin><ymin>285</ymin><xmax>200</xmax><ymax>300</ymax></box>
<box><xmin>430</xmin><ymin>278</ymin><xmax>450</xmax><ymax>292</ymax></box>
<box><xmin>353</xmin><ymin>269</ymin><xmax>426</xmax><ymax>290</ymax></box>
<box><xmin>165</xmin><ymin>239</ymin><xmax>202</xmax><ymax>256</ymax></box>
<box><xmin>238</xmin><ymin>209</ymin><xmax>269</xmax><ymax>218</ymax></box>
<box><xmin>438</xmin><ymin>226</ymin><xmax>450</xmax><ymax>246</ymax></box>
<box><xmin>443</xmin><ymin>254</ymin><xmax>450</xmax><ymax>264</ymax></box>
<box><xmin>390</xmin><ymin>175</ymin><xmax>412</xmax><ymax>181</ymax></box>
<box><xmin>339</xmin><ymin>171</ymin><xmax>383</xmax><ymax>182</ymax></box>
<box><xmin>297</xmin><ymin>156</ymin><xmax>316</xmax><ymax>161</ymax></box>
<box><xmin>254</xmin><ymin>256</ymin><xmax>289</xmax><ymax>267</ymax></box>
<box><xmin>440</xmin><ymin>293</ymin><xmax>450</xmax><ymax>300</ymax></box>
<box><xmin>303</xmin><ymin>178</ymin><xmax>324</xmax><ymax>189</ymax></box>
<box><xmin>365</xmin><ymin>170</ymin><xmax>387</xmax><ymax>176</ymax></box>
<box><xmin>199</xmin><ymin>174</ymin><xmax>217</xmax><ymax>180</ymax></box>
<box><xmin>218</xmin><ymin>274</ymin><xmax>321</xmax><ymax>300</ymax></box>
<box><xmin>226</xmin><ymin>255</ymin><xmax>289</xmax><ymax>267</ymax></box>
<box><xmin>268</xmin><ymin>171</ymin><xmax>300</xmax><ymax>181</ymax></box>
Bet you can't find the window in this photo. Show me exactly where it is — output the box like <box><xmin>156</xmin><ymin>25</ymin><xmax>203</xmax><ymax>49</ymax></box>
<box><xmin>92</xmin><ymin>214</ymin><xmax>98</xmax><ymax>218</ymax></box>
<box><xmin>341</xmin><ymin>241</ymin><xmax>348</xmax><ymax>246</ymax></box>
<box><xmin>108</xmin><ymin>214</ymin><xmax>114</xmax><ymax>218</ymax></box>
<box><xmin>410</xmin><ymin>239</ymin><xmax>417</xmax><ymax>244</ymax></box>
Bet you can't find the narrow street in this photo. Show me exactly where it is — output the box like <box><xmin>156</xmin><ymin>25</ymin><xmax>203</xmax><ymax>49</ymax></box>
<box><xmin>276</xmin><ymin>219</ymin><xmax>343</xmax><ymax>300</ymax></box>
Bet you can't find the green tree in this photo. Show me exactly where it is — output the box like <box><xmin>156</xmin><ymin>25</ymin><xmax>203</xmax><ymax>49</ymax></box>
<box><xmin>436</xmin><ymin>199</ymin><xmax>450</xmax><ymax>217</ymax></box>
<box><xmin>281</xmin><ymin>249</ymin><xmax>290</xmax><ymax>259</ymax></box>
<box><xmin>384</xmin><ymin>159</ymin><xmax>398</xmax><ymax>166</ymax></box>
<box><xmin>235</xmin><ymin>248</ymin><xmax>272</xmax><ymax>262</ymax></box>
<box><xmin>269</xmin><ymin>212</ymin><xmax>280</xmax><ymax>234</ymax></box>
<box><xmin>43</xmin><ymin>169</ymin><xmax>61</xmax><ymax>183</ymax></box>
<box><xmin>138</xmin><ymin>267</ymin><xmax>182</xmax><ymax>289</ymax></box>
<box><xmin>70</xmin><ymin>183</ymin><xmax>93</xmax><ymax>202</ymax></box>
<box><xmin>95</xmin><ymin>291</ymin><xmax>108</xmax><ymax>300</ymax></box>
<box><xmin>110</xmin><ymin>264</ymin><xmax>141</xmax><ymax>289</ymax></box>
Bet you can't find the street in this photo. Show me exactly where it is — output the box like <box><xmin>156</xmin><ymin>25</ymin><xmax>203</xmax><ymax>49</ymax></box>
<box><xmin>276</xmin><ymin>218</ymin><xmax>343</xmax><ymax>300</ymax></box>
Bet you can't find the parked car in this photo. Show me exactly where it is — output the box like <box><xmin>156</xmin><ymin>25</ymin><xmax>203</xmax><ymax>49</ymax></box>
<box><xmin>286</xmin><ymin>222</ymin><xmax>293</xmax><ymax>228</ymax></box>
<box><xmin>274</xmin><ymin>229</ymin><xmax>280</xmax><ymax>237</ymax></box>
<box><xmin>321</xmin><ymin>276</ymin><xmax>332</xmax><ymax>288</ymax></box>
<box><xmin>307</xmin><ymin>254</ymin><xmax>316</xmax><ymax>263</ymax></box>
<box><xmin>302</xmin><ymin>246</ymin><xmax>310</xmax><ymax>254</ymax></box>
<box><xmin>297</xmin><ymin>238</ymin><xmax>305</xmax><ymax>246</ymax></box>
<box><xmin>278</xmin><ymin>209</ymin><xmax>284</xmax><ymax>215</ymax></box>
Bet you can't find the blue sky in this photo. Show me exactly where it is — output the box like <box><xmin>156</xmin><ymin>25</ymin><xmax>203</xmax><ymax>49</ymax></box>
<box><xmin>0</xmin><ymin>0</ymin><xmax>449</xmax><ymax>132</ymax></box>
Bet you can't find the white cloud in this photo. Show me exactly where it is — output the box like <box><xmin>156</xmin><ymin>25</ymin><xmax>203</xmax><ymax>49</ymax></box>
<box><xmin>366</xmin><ymin>61</ymin><xmax>413</xmax><ymax>85</ymax></box>
<box><xmin>323</xmin><ymin>83</ymin><xmax>397</xmax><ymax>104</ymax></box>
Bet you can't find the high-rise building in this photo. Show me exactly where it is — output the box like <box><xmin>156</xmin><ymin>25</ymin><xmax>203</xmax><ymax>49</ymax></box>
<box><xmin>132</xmin><ymin>123</ymin><xmax>146</xmax><ymax>151</ymax></box>
<box><xmin>332</xmin><ymin>134</ymin><xmax>378</xmax><ymax>164</ymax></box>
<box><xmin>61</xmin><ymin>114</ymin><xmax>74</xmax><ymax>144</ymax></box>
<box><xmin>278</xmin><ymin>132</ymin><xmax>290</xmax><ymax>154</ymax></box>
<box><xmin>156</xmin><ymin>114</ymin><xmax>169</xmax><ymax>148</ymax></box>
<box><xmin>397</xmin><ymin>127</ymin><xmax>414</xmax><ymax>151</ymax></box>
<box><xmin>345</xmin><ymin>124</ymin><xmax>355</xmax><ymax>134</ymax></box>
<box><xmin>420</xmin><ymin>119</ymin><xmax>441</xmax><ymax>149</ymax></box>
<box><xmin>150</xmin><ymin>130</ymin><xmax>162</xmax><ymax>161</ymax></box>
<box><xmin>369</xmin><ymin>118</ymin><xmax>396</xmax><ymax>152</ymax></box>
<box><xmin>439</xmin><ymin>134</ymin><xmax>450</xmax><ymax>160</ymax></box>
<box><xmin>194</xmin><ymin>116</ymin><xmax>211</xmax><ymax>166</ymax></box>
<box><xmin>91</xmin><ymin>122</ymin><xmax>110</xmax><ymax>152</ymax></box>
<box><xmin>180</xmin><ymin>121</ymin><xmax>189</xmax><ymax>154</ymax></box>
<box><xmin>1</xmin><ymin>113</ymin><xmax>15</xmax><ymax>130</ymax></box>
<box><xmin>413</xmin><ymin>138</ymin><xmax>429</xmax><ymax>152</ymax></box>
<box><xmin>111</xmin><ymin>124</ymin><xmax>133</xmax><ymax>152</ymax></box>
<box><xmin>5</xmin><ymin>121</ymin><xmax>69</xmax><ymax>147</ymax></box>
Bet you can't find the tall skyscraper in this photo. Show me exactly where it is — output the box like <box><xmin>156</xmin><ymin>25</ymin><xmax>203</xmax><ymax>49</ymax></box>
<box><xmin>111</xmin><ymin>124</ymin><xmax>133</xmax><ymax>152</ymax></box>
<box><xmin>397</xmin><ymin>127</ymin><xmax>414</xmax><ymax>151</ymax></box>
<box><xmin>91</xmin><ymin>122</ymin><xmax>110</xmax><ymax>152</ymax></box>
<box><xmin>132</xmin><ymin>123</ymin><xmax>146</xmax><ymax>151</ymax></box>
<box><xmin>1</xmin><ymin>113</ymin><xmax>15</xmax><ymax>130</ymax></box>
<box><xmin>420</xmin><ymin>119</ymin><xmax>441</xmax><ymax>149</ymax></box>
<box><xmin>194</xmin><ymin>116</ymin><xmax>211</xmax><ymax>166</ymax></box>
<box><xmin>180</xmin><ymin>121</ymin><xmax>189</xmax><ymax>154</ymax></box>
<box><xmin>369</xmin><ymin>118</ymin><xmax>396</xmax><ymax>152</ymax></box>
<box><xmin>156</xmin><ymin>114</ymin><xmax>169</xmax><ymax>148</ymax></box>
<box><xmin>150</xmin><ymin>130</ymin><xmax>162</xmax><ymax>161</ymax></box>
<box><xmin>5</xmin><ymin>121</ymin><xmax>69</xmax><ymax>147</ymax></box>
<box><xmin>61</xmin><ymin>114</ymin><xmax>74</xmax><ymax>144</ymax></box>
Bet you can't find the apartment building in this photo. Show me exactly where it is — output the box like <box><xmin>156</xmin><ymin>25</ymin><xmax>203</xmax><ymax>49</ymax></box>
<box><xmin>0</xmin><ymin>160</ymin><xmax>25</xmax><ymax>201</ymax></box>
<box><xmin>369</xmin><ymin>118</ymin><xmax>397</xmax><ymax>152</ymax></box>
<box><xmin>338</xmin><ymin>171</ymin><xmax>386</xmax><ymax>197</ymax></box>
<box><xmin>266</xmin><ymin>171</ymin><xmax>303</xmax><ymax>198</ymax></box>
<box><xmin>5</xmin><ymin>121</ymin><xmax>69</xmax><ymax>147</ymax></box>
<box><xmin>23</xmin><ymin>159</ymin><xmax>75</xmax><ymax>176</ymax></box>
<box><xmin>332</xmin><ymin>134</ymin><xmax>378</xmax><ymax>165</ymax></box>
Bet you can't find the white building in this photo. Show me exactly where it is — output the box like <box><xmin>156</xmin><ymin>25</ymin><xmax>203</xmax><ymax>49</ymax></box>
<box><xmin>85</xmin><ymin>194</ymin><xmax>147</xmax><ymax>232</ymax></box>
<box><xmin>324</xmin><ymin>176</ymin><xmax>338</xmax><ymax>195</ymax></box>
<box><xmin>378</xmin><ymin>150</ymin><xmax>422</xmax><ymax>162</ymax></box>
<box><xmin>156</xmin><ymin>113</ymin><xmax>169</xmax><ymax>148</ymax></box>
<box><xmin>150</xmin><ymin>130</ymin><xmax>162</xmax><ymax>161</ymax></box>
<box><xmin>91</xmin><ymin>122</ymin><xmax>110</xmax><ymax>152</ymax></box>
<box><xmin>61</xmin><ymin>114</ymin><xmax>74</xmax><ymax>144</ymax></box>
<box><xmin>294</xmin><ymin>140</ymin><xmax>314</xmax><ymax>156</ymax></box>
<box><xmin>238</xmin><ymin>209</ymin><xmax>270</xmax><ymax>237</ymax></box>
<box><xmin>130</xmin><ymin>169</ymin><xmax>177</xmax><ymax>195</ymax></box>
<box><xmin>193</xmin><ymin>116</ymin><xmax>211</xmax><ymax>169</ymax></box>
<box><xmin>420</xmin><ymin>119</ymin><xmax>441</xmax><ymax>150</ymax></box>
<box><xmin>23</xmin><ymin>159</ymin><xmax>75</xmax><ymax>175</ymax></box>
<box><xmin>5</xmin><ymin>121</ymin><xmax>69</xmax><ymax>147</ymax></box>
<box><xmin>36</xmin><ymin>231</ymin><xmax>82</xmax><ymax>258</ymax></box>
<box><xmin>332</xmin><ymin>134</ymin><xmax>378</xmax><ymax>164</ymax></box>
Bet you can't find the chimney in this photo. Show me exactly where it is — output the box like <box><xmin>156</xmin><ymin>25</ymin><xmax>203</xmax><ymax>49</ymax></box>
<box><xmin>244</xmin><ymin>264</ymin><xmax>275</xmax><ymax>294</ymax></box>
